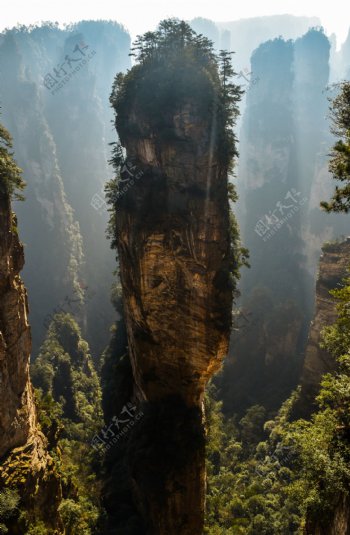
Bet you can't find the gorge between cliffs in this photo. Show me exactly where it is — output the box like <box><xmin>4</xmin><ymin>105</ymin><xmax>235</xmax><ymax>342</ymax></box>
<box><xmin>0</xmin><ymin>17</ymin><xmax>350</xmax><ymax>535</ymax></box>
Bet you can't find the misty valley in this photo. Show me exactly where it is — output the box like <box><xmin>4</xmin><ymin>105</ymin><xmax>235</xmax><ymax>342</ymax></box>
<box><xmin>0</xmin><ymin>15</ymin><xmax>350</xmax><ymax>535</ymax></box>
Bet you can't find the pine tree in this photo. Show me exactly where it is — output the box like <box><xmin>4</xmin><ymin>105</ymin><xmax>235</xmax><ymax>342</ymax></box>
<box><xmin>321</xmin><ymin>81</ymin><xmax>350</xmax><ymax>212</ymax></box>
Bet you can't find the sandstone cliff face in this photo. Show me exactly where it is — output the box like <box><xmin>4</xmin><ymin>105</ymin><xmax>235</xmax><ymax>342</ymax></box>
<box><xmin>115</xmin><ymin>103</ymin><xmax>233</xmax><ymax>534</ymax></box>
<box><xmin>0</xmin><ymin>189</ymin><xmax>62</xmax><ymax>533</ymax></box>
<box><xmin>0</xmin><ymin>191</ymin><xmax>36</xmax><ymax>458</ymax></box>
<box><xmin>296</xmin><ymin>238</ymin><xmax>350</xmax><ymax>417</ymax></box>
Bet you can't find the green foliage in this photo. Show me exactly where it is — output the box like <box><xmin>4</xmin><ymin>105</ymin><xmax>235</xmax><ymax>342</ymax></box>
<box><xmin>239</xmin><ymin>405</ymin><xmax>266</xmax><ymax>450</ymax></box>
<box><xmin>104</xmin><ymin>176</ymin><xmax>120</xmax><ymax>250</ymax></box>
<box><xmin>58</xmin><ymin>496</ymin><xmax>99</xmax><ymax>534</ymax></box>
<box><xmin>31</xmin><ymin>313</ymin><xmax>104</xmax><ymax>533</ymax></box>
<box><xmin>321</xmin><ymin>81</ymin><xmax>350</xmax><ymax>212</ymax></box>
<box><xmin>0</xmin><ymin>489</ymin><xmax>20</xmax><ymax>533</ymax></box>
<box><xmin>113</xmin><ymin>19</ymin><xmax>219</xmax><ymax>129</ymax></box>
<box><xmin>0</xmin><ymin>119</ymin><xmax>25</xmax><ymax>201</ymax></box>
<box><xmin>110</xmin><ymin>19</ymin><xmax>242</xmax><ymax>172</ymax></box>
<box><xmin>107</xmin><ymin>19</ymin><xmax>247</xmax><ymax>294</ymax></box>
<box><xmin>35</xmin><ymin>390</ymin><xmax>63</xmax><ymax>449</ymax></box>
<box><xmin>25</xmin><ymin>521</ymin><xmax>48</xmax><ymax>534</ymax></box>
<box><xmin>0</xmin><ymin>489</ymin><xmax>19</xmax><ymax>520</ymax></box>
<box><xmin>205</xmin><ymin>273</ymin><xmax>350</xmax><ymax>532</ymax></box>
<box><xmin>32</xmin><ymin>313</ymin><xmax>103</xmax><ymax>440</ymax></box>
<box><xmin>204</xmin><ymin>386</ymin><xmax>304</xmax><ymax>534</ymax></box>
<box><xmin>228</xmin><ymin>210</ymin><xmax>250</xmax><ymax>293</ymax></box>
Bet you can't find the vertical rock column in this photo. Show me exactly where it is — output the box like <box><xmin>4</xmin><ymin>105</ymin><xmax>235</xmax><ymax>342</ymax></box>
<box><xmin>114</xmin><ymin>101</ymin><xmax>233</xmax><ymax>534</ymax></box>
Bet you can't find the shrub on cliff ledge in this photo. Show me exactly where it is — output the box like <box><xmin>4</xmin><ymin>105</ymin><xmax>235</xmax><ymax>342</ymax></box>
<box><xmin>0</xmin><ymin>120</ymin><xmax>25</xmax><ymax>201</ymax></box>
<box><xmin>107</xmin><ymin>19</ymin><xmax>248</xmax><ymax>292</ymax></box>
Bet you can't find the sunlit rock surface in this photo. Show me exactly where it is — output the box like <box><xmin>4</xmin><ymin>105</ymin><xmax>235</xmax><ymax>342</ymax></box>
<box><xmin>114</xmin><ymin>99</ymin><xmax>233</xmax><ymax>534</ymax></box>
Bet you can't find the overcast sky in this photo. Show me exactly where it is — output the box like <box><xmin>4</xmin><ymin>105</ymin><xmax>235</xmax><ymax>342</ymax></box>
<box><xmin>1</xmin><ymin>0</ymin><xmax>349</xmax><ymax>48</ymax></box>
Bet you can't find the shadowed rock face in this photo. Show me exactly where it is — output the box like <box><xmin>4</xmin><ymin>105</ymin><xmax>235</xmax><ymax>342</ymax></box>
<box><xmin>0</xmin><ymin>187</ymin><xmax>62</xmax><ymax>533</ymax></box>
<box><xmin>295</xmin><ymin>238</ymin><xmax>350</xmax><ymax>418</ymax></box>
<box><xmin>115</xmin><ymin>102</ymin><xmax>233</xmax><ymax>533</ymax></box>
<box><xmin>117</xmin><ymin>104</ymin><xmax>232</xmax><ymax>406</ymax></box>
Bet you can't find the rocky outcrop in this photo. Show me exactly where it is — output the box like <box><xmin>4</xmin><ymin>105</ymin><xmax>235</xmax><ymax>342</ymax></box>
<box><xmin>114</xmin><ymin>98</ymin><xmax>233</xmax><ymax>533</ymax></box>
<box><xmin>295</xmin><ymin>238</ymin><xmax>350</xmax><ymax>417</ymax></box>
<box><xmin>0</xmin><ymin>186</ymin><xmax>62</xmax><ymax>532</ymax></box>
